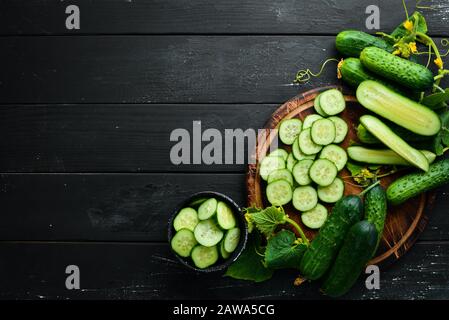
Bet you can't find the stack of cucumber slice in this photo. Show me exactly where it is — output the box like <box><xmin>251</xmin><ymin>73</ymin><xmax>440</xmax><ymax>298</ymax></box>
<box><xmin>171</xmin><ymin>198</ymin><xmax>241</xmax><ymax>269</ymax></box>
<box><xmin>262</xmin><ymin>89</ymin><xmax>349</xmax><ymax>229</ymax></box>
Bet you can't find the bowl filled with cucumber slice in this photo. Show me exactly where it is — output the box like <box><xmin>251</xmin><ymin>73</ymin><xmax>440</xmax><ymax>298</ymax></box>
<box><xmin>168</xmin><ymin>191</ymin><xmax>248</xmax><ymax>272</ymax></box>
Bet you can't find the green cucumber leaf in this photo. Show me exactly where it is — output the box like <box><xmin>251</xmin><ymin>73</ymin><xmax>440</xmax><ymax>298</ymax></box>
<box><xmin>433</xmin><ymin>110</ymin><xmax>449</xmax><ymax>156</ymax></box>
<box><xmin>391</xmin><ymin>11</ymin><xmax>428</xmax><ymax>38</ymax></box>
<box><xmin>250</xmin><ymin>206</ymin><xmax>287</xmax><ymax>238</ymax></box>
<box><xmin>225</xmin><ymin>232</ymin><xmax>273</xmax><ymax>283</ymax></box>
<box><xmin>264</xmin><ymin>230</ymin><xmax>306</xmax><ymax>270</ymax></box>
<box><xmin>422</xmin><ymin>90</ymin><xmax>449</xmax><ymax>110</ymax></box>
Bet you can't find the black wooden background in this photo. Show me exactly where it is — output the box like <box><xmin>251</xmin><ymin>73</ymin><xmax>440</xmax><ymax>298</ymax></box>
<box><xmin>0</xmin><ymin>0</ymin><xmax>448</xmax><ymax>300</ymax></box>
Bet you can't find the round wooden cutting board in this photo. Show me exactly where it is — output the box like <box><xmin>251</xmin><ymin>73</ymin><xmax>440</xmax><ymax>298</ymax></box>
<box><xmin>247</xmin><ymin>86</ymin><xmax>435</xmax><ymax>267</ymax></box>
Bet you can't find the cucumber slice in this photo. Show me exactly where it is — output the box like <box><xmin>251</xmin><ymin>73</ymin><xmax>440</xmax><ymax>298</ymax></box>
<box><xmin>286</xmin><ymin>153</ymin><xmax>297</xmax><ymax>172</ymax></box>
<box><xmin>223</xmin><ymin>228</ymin><xmax>241</xmax><ymax>253</ymax></box>
<box><xmin>189</xmin><ymin>197</ymin><xmax>208</xmax><ymax>207</ymax></box>
<box><xmin>171</xmin><ymin>229</ymin><xmax>198</xmax><ymax>257</ymax></box>
<box><xmin>293</xmin><ymin>137</ymin><xmax>317</xmax><ymax>161</ymax></box>
<box><xmin>217</xmin><ymin>201</ymin><xmax>237</xmax><ymax>230</ymax></box>
<box><xmin>260</xmin><ymin>155</ymin><xmax>286</xmax><ymax>181</ymax></box>
<box><xmin>303</xmin><ymin>114</ymin><xmax>324</xmax><ymax>130</ymax></box>
<box><xmin>319</xmin><ymin>89</ymin><xmax>346</xmax><ymax>115</ymax></box>
<box><xmin>198</xmin><ymin>198</ymin><xmax>218</xmax><ymax>220</ymax></box>
<box><xmin>317</xmin><ymin>177</ymin><xmax>345</xmax><ymax>203</ymax></box>
<box><xmin>279</xmin><ymin>119</ymin><xmax>303</xmax><ymax>145</ymax></box>
<box><xmin>194</xmin><ymin>219</ymin><xmax>224</xmax><ymax>247</ymax></box>
<box><xmin>292</xmin><ymin>186</ymin><xmax>318</xmax><ymax>212</ymax></box>
<box><xmin>328</xmin><ymin>116</ymin><xmax>349</xmax><ymax>143</ymax></box>
<box><xmin>298</xmin><ymin>129</ymin><xmax>323</xmax><ymax>155</ymax></box>
<box><xmin>173</xmin><ymin>207</ymin><xmax>199</xmax><ymax>232</ymax></box>
<box><xmin>314</xmin><ymin>94</ymin><xmax>328</xmax><ymax>116</ymax></box>
<box><xmin>309</xmin><ymin>159</ymin><xmax>338</xmax><ymax>187</ymax></box>
<box><xmin>268</xmin><ymin>148</ymin><xmax>289</xmax><ymax>161</ymax></box>
<box><xmin>191</xmin><ymin>245</ymin><xmax>219</xmax><ymax>269</ymax></box>
<box><xmin>266</xmin><ymin>180</ymin><xmax>293</xmax><ymax>206</ymax></box>
<box><xmin>311</xmin><ymin>119</ymin><xmax>336</xmax><ymax>146</ymax></box>
<box><xmin>360</xmin><ymin>115</ymin><xmax>430</xmax><ymax>172</ymax></box>
<box><xmin>319</xmin><ymin>144</ymin><xmax>348</xmax><ymax>171</ymax></box>
<box><xmin>220</xmin><ymin>240</ymin><xmax>231</xmax><ymax>259</ymax></box>
<box><xmin>301</xmin><ymin>204</ymin><xmax>328</xmax><ymax>229</ymax></box>
<box><xmin>268</xmin><ymin>168</ymin><xmax>294</xmax><ymax>186</ymax></box>
<box><xmin>347</xmin><ymin>146</ymin><xmax>437</xmax><ymax>166</ymax></box>
<box><xmin>292</xmin><ymin>159</ymin><xmax>314</xmax><ymax>186</ymax></box>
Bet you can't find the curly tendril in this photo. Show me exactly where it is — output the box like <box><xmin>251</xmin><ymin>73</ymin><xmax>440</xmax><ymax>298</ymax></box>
<box><xmin>294</xmin><ymin>58</ymin><xmax>339</xmax><ymax>83</ymax></box>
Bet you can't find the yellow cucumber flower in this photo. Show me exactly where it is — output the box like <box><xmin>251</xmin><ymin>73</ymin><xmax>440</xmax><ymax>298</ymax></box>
<box><xmin>408</xmin><ymin>42</ymin><xmax>418</xmax><ymax>54</ymax></box>
<box><xmin>434</xmin><ymin>57</ymin><xmax>444</xmax><ymax>69</ymax></box>
<box><xmin>403</xmin><ymin>20</ymin><xmax>414</xmax><ymax>32</ymax></box>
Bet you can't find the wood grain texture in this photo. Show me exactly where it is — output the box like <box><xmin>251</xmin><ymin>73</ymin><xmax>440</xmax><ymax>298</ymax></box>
<box><xmin>0</xmin><ymin>173</ymin><xmax>447</xmax><ymax>242</ymax></box>
<box><xmin>0</xmin><ymin>241</ymin><xmax>447</xmax><ymax>300</ymax></box>
<box><xmin>0</xmin><ymin>0</ymin><xmax>448</xmax><ymax>36</ymax></box>
<box><xmin>247</xmin><ymin>88</ymin><xmax>437</xmax><ymax>265</ymax></box>
<box><xmin>0</xmin><ymin>104</ymin><xmax>276</xmax><ymax>172</ymax></box>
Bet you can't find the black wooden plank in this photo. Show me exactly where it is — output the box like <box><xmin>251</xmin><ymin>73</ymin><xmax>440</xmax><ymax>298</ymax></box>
<box><xmin>1</xmin><ymin>36</ymin><xmax>446</xmax><ymax>104</ymax></box>
<box><xmin>0</xmin><ymin>173</ymin><xmax>447</xmax><ymax>242</ymax></box>
<box><xmin>0</xmin><ymin>241</ymin><xmax>447</xmax><ymax>299</ymax></box>
<box><xmin>0</xmin><ymin>0</ymin><xmax>448</xmax><ymax>36</ymax></box>
<box><xmin>0</xmin><ymin>104</ymin><xmax>276</xmax><ymax>173</ymax></box>
<box><xmin>0</xmin><ymin>173</ymin><xmax>246</xmax><ymax>242</ymax></box>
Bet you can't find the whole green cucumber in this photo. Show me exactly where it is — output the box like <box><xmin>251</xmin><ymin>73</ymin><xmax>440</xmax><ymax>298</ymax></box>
<box><xmin>321</xmin><ymin>220</ymin><xmax>378</xmax><ymax>297</ymax></box>
<box><xmin>387</xmin><ymin>159</ymin><xmax>449</xmax><ymax>205</ymax></box>
<box><xmin>336</xmin><ymin>30</ymin><xmax>394</xmax><ymax>57</ymax></box>
<box><xmin>339</xmin><ymin>58</ymin><xmax>407</xmax><ymax>94</ymax></box>
<box><xmin>364</xmin><ymin>185</ymin><xmax>387</xmax><ymax>254</ymax></box>
<box><xmin>299</xmin><ymin>195</ymin><xmax>363</xmax><ymax>280</ymax></box>
<box><xmin>360</xmin><ymin>47</ymin><xmax>434</xmax><ymax>91</ymax></box>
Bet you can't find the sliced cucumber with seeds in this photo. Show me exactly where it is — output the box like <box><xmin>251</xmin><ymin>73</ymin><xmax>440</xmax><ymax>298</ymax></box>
<box><xmin>194</xmin><ymin>219</ymin><xmax>224</xmax><ymax>247</ymax></box>
<box><xmin>220</xmin><ymin>241</ymin><xmax>231</xmax><ymax>259</ymax></box>
<box><xmin>217</xmin><ymin>201</ymin><xmax>236</xmax><ymax>230</ymax></box>
<box><xmin>266</xmin><ymin>180</ymin><xmax>293</xmax><ymax>206</ymax></box>
<box><xmin>198</xmin><ymin>198</ymin><xmax>218</xmax><ymax>220</ymax></box>
<box><xmin>191</xmin><ymin>245</ymin><xmax>219</xmax><ymax>269</ymax></box>
<box><xmin>223</xmin><ymin>228</ymin><xmax>241</xmax><ymax>253</ymax></box>
<box><xmin>286</xmin><ymin>153</ymin><xmax>297</xmax><ymax>172</ymax></box>
<box><xmin>311</xmin><ymin>119</ymin><xmax>336</xmax><ymax>146</ymax></box>
<box><xmin>319</xmin><ymin>144</ymin><xmax>348</xmax><ymax>171</ymax></box>
<box><xmin>299</xmin><ymin>129</ymin><xmax>323</xmax><ymax>155</ymax></box>
<box><xmin>269</xmin><ymin>148</ymin><xmax>289</xmax><ymax>161</ymax></box>
<box><xmin>319</xmin><ymin>89</ymin><xmax>346</xmax><ymax>115</ymax></box>
<box><xmin>328</xmin><ymin>116</ymin><xmax>349</xmax><ymax>143</ymax></box>
<box><xmin>314</xmin><ymin>94</ymin><xmax>328</xmax><ymax>116</ymax></box>
<box><xmin>301</xmin><ymin>204</ymin><xmax>328</xmax><ymax>229</ymax></box>
<box><xmin>317</xmin><ymin>177</ymin><xmax>345</xmax><ymax>203</ymax></box>
<box><xmin>292</xmin><ymin>186</ymin><xmax>318</xmax><ymax>212</ymax></box>
<box><xmin>303</xmin><ymin>114</ymin><xmax>324</xmax><ymax>130</ymax></box>
<box><xmin>173</xmin><ymin>207</ymin><xmax>199</xmax><ymax>232</ymax></box>
<box><xmin>268</xmin><ymin>168</ymin><xmax>294</xmax><ymax>186</ymax></box>
<box><xmin>293</xmin><ymin>137</ymin><xmax>317</xmax><ymax>161</ymax></box>
<box><xmin>171</xmin><ymin>229</ymin><xmax>198</xmax><ymax>257</ymax></box>
<box><xmin>292</xmin><ymin>159</ymin><xmax>314</xmax><ymax>186</ymax></box>
<box><xmin>260</xmin><ymin>156</ymin><xmax>285</xmax><ymax>181</ymax></box>
<box><xmin>309</xmin><ymin>159</ymin><xmax>338</xmax><ymax>187</ymax></box>
<box><xmin>279</xmin><ymin>119</ymin><xmax>303</xmax><ymax>145</ymax></box>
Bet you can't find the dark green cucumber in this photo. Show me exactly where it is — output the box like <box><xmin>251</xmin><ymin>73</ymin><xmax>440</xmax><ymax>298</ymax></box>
<box><xmin>356</xmin><ymin>123</ymin><xmax>431</xmax><ymax>145</ymax></box>
<box><xmin>360</xmin><ymin>47</ymin><xmax>434</xmax><ymax>91</ymax></box>
<box><xmin>299</xmin><ymin>195</ymin><xmax>363</xmax><ymax>280</ymax></box>
<box><xmin>321</xmin><ymin>220</ymin><xmax>378</xmax><ymax>297</ymax></box>
<box><xmin>364</xmin><ymin>185</ymin><xmax>387</xmax><ymax>254</ymax></box>
<box><xmin>339</xmin><ymin>58</ymin><xmax>405</xmax><ymax>93</ymax></box>
<box><xmin>336</xmin><ymin>30</ymin><xmax>394</xmax><ymax>57</ymax></box>
<box><xmin>387</xmin><ymin>159</ymin><xmax>449</xmax><ymax>205</ymax></box>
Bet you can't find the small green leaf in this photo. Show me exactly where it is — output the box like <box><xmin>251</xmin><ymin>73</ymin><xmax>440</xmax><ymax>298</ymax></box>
<box><xmin>422</xmin><ymin>90</ymin><xmax>449</xmax><ymax>110</ymax></box>
<box><xmin>433</xmin><ymin>110</ymin><xmax>449</xmax><ymax>156</ymax></box>
<box><xmin>225</xmin><ymin>232</ymin><xmax>273</xmax><ymax>283</ymax></box>
<box><xmin>250</xmin><ymin>207</ymin><xmax>286</xmax><ymax>238</ymax></box>
<box><xmin>391</xmin><ymin>12</ymin><xmax>428</xmax><ymax>38</ymax></box>
<box><xmin>264</xmin><ymin>230</ymin><xmax>307</xmax><ymax>270</ymax></box>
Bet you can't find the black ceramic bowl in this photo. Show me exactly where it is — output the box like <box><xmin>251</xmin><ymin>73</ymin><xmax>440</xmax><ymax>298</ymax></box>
<box><xmin>168</xmin><ymin>191</ymin><xmax>248</xmax><ymax>272</ymax></box>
